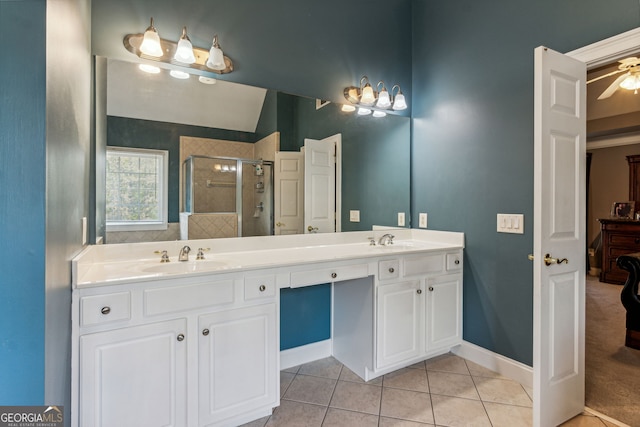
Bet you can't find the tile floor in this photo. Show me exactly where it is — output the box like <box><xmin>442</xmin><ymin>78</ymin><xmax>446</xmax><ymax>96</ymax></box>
<box><xmin>241</xmin><ymin>353</ymin><xmax>620</xmax><ymax>427</ymax></box>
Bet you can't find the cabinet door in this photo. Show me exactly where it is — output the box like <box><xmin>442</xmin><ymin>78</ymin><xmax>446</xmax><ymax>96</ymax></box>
<box><xmin>80</xmin><ymin>319</ymin><xmax>187</xmax><ymax>427</ymax></box>
<box><xmin>199</xmin><ymin>303</ymin><xmax>278</xmax><ymax>426</ymax></box>
<box><xmin>376</xmin><ymin>280</ymin><xmax>423</xmax><ymax>369</ymax></box>
<box><xmin>426</xmin><ymin>274</ymin><xmax>462</xmax><ymax>352</ymax></box>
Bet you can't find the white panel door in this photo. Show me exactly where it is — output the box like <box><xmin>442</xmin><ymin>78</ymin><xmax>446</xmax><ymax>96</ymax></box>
<box><xmin>79</xmin><ymin>319</ymin><xmax>187</xmax><ymax>427</ymax></box>
<box><xmin>376</xmin><ymin>281</ymin><xmax>423</xmax><ymax>369</ymax></box>
<box><xmin>304</xmin><ymin>137</ymin><xmax>336</xmax><ymax>233</ymax></box>
<box><xmin>198</xmin><ymin>304</ymin><xmax>278</xmax><ymax>426</ymax></box>
<box><xmin>533</xmin><ymin>46</ymin><xmax>586</xmax><ymax>427</ymax></box>
<box><xmin>274</xmin><ymin>151</ymin><xmax>304</xmax><ymax>235</ymax></box>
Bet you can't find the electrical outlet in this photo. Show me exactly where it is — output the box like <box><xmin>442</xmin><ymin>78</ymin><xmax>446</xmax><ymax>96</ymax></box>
<box><xmin>398</xmin><ymin>212</ymin><xmax>405</xmax><ymax>227</ymax></box>
<box><xmin>419</xmin><ymin>213</ymin><xmax>428</xmax><ymax>228</ymax></box>
<box><xmin>350</xmin><ymin>210</ymin><xmax>360</xmax><ymax>222</ymax></box>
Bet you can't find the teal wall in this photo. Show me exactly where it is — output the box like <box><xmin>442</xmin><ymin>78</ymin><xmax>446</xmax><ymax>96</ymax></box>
<box><xmin>411</xmin><ymin>0</ymin><xmax>639</xmax><ymax>365</ymax></box>
<box><xmin>0</xmin><ymin>1</ymin><xmax>47</xmax><ymax>404</ymax></box>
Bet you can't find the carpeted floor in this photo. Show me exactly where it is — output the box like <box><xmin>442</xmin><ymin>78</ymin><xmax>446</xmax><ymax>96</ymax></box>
<box><xmin>585</xmin><ymin>275</ymin><xmax>640</xmax><ymax>425</ymax></box>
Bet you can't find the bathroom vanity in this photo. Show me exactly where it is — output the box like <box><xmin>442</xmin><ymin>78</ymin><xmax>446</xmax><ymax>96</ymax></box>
<box><xmin>71</xmin><ymin>229</ymin><xmax>464</xmax><ymax>427</ymax></box>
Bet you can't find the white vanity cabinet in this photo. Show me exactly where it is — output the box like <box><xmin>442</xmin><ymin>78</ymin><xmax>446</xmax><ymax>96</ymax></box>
<box><xmin>72</xmin><ymin>274</ymin><xmax>279</xmax><ymax>427</ymax></box>
<box><xmin>374</xmin><ymin>250</ymin><xmax>463</xmax><ymax>373</ymax></box>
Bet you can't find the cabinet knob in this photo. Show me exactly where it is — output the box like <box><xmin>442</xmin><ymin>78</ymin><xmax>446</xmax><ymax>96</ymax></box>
<box><xmin>429</xmin><ymin>286</ymin><xmax>434</xmax><ymax>292</ymax></box>
<box><xmin>177</xmin><ymin>334</ymin><xmax>185</xmax><ymax>342</ymax></box>
<box><xmin>454</xmin><ymin>259</ymin><xmax>460</xmax><ymax>265</ymax></box>
<box><xmin>331</xmin><ymin>272</ymin><xmax>337</xmax><ymax>279</ymax></box>
<box><xmin>388</xmin><ymin>267</ymin><xmax>395</xmax><ymax>273</ymax></box>
<box><xmin>417</xmin><ymin>289</ymin><xmax>422</xmax><ymax>294</ymax></box>
<box><xmin>259</xmin><ymin>285</ymin><xmax>266</xmax><ymax>292</ymax></box>
<box><xmin>101</xmin><ymin>306</ymin><xmax>111</xmax><ymax>315</ymax></box>
<box><xmin>202</xmin><ymin>329</ymin><xmax>209</xmax><ymax>336</ymax></box>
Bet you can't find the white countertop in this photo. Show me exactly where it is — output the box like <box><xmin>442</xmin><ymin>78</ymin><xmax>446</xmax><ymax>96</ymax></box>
<box><xmin>73</xmin><ymin>229</ymin><xmax>464</xmax><ymax>287</ymax></box>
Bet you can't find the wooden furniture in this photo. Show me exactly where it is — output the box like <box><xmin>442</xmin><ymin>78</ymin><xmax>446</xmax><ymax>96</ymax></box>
<box><xmin>599</xmin><ymin>219</ymin><xmax>640</xmax><ymax>284</ymax></box>
<box><xmin>614</xmin><ymin>254</ymin><xmax>640</xmax><ymax>349</ymax></box>
<box><xmin>627</xmin><ymin>154</ymin><xmax>640</xmax><ymax>212</ymax></box>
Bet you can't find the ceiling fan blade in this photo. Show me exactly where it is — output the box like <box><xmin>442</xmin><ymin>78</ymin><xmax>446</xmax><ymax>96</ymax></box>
<box><xmin>587</xmin><ymin>68</ymin><xmax>625</xmax><ymax>84</ymax></box>
<box><xmin>597</xmin><ymin>73</ymin><xmax>629</xmax><ymax>100</ymax></box>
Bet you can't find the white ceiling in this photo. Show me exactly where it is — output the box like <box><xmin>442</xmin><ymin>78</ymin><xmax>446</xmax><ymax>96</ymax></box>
<box><xmin>107</xmin><ymin>59</ymin><xmax>268</xmax><ymax>133</ymax></box>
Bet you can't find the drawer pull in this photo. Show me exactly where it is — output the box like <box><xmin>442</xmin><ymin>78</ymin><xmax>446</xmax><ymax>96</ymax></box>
<box><xmin>454</xmin><ymin>259</ymin><xmax>460</xmax><ymax>265</ymax></box>
<box><xmin>429</xmin><ymin>286</ymin><xmax>434</xmax><ymax>292</ymax></box>
<box><xmin>331</xmin><ymin>272</ymin><xmax>337</xmax><ymax>279</ymax></box>
<box><xmin>417</xmin><ymin>289</ymin><xmax>422</xmax><ymax>294</ymax></box>
<box><xmin>101</xmin><ymin>306</ymin><xmax>111</xmax><ymax>315</ymax></box>
<box><xmin>388</xmin><ymin>267</ymin><xmax>395</xmax><ymax>273</ymax></box>
<box><xmin>177</xmin><ymin>334</ymin><xmax>185</xmax><ymax>342</ymax></box>
<box><xmin>202</xmin><ymin>329</ymin><xmax>209</xmax><ymax>336</ymax></box>
<box><xmin>259</xmin><ymin>285</ymin><xmax>266</xmax><ymax>292</ymax></box>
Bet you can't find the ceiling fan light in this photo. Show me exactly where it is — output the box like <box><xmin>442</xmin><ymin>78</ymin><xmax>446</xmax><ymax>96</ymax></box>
<box><xmin>140</xmin><ymin>18</ymin><xmax>164</xmax><ymax>58</ymax></box>
<box><xmin>620</xmin><ymin>74</ymin><xmax>640</xmax><ymax>91</ymax></box>
<box><xmin>206</xmin><ymin>35</ymin><xmax>226</xmax><ymax>71</ymax></box>
<box><xmin>174</xmin><ymin>27</ymin><xmax>196</xmax><ymax>64</ymax></box>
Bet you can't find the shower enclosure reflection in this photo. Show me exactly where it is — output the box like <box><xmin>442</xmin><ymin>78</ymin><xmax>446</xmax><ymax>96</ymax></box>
<box><xmin>181</xmin><ymin>156</ymin><xmax>274</xmax><ymax>239</ymax></box>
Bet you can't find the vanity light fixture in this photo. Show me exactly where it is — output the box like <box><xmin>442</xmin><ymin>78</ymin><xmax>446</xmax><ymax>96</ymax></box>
<box><xmin>139</xmin><ymin>18</ymin><xmax>163</xmax><ymax>57</ymax></box>
<box><xmin>343</xmin><ymin>75</ymin><xmax>408</xmax><ymax>113</ymax></box>
<box><xmin>174</xmin><ymin>27</ymin><xmax>196</xmax><ymax>64</ymax></box>
<box><xmin>124</xmin><ymin>18</ymin><xmax>234</xmax><ymax>74</ymax></box>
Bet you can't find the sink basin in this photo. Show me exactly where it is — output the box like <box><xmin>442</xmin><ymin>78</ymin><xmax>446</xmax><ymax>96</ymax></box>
<box><xmin>143</xmin><ymin>260</ymin><xmax>231</xmax><ymax>274</ymax></box>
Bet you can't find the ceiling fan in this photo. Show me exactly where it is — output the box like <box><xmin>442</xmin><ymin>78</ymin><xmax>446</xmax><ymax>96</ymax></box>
<box><xmin>587</xmin><ymin>57</ymin><xmax>640</xmax><ymax>100</ymax></box>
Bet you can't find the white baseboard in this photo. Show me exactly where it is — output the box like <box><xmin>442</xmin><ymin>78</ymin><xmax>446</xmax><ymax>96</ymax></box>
<box><xmin>451</xmin><ymin>340</ymin><xmax>533</xmax><ymax>388</ymax></box>
<box><xmin>280</xmin><ymin>339</ymin><xmax>332</xmax><ymax>370</ymax></box>
<box><xmin>584</xmin><ymin>407</ymin><xmax>630</xmax><ymax>427</ymax></box>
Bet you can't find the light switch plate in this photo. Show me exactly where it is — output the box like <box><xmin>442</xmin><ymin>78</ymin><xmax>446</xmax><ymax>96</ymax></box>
<box><xmin>350</xmin><ymin>210</ymin><xmax>360</xmax><ymax>222</ymax></box>
<box><xmin>497</xmin><ymin>213</ymin><xmax>524</xmax><ymax>234</ymax></box>
<box><xmin>398</xmin><ymin>212</ymin><xmax>405</xmax><ymax>227</ymax></box>
<box><xmin>419</xmin><ymin>213</ymin><xmax>428</xmax><ymax>228</ymax></box>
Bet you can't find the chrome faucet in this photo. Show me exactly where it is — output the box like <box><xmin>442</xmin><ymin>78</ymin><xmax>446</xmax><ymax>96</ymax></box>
<box><xmin>178</xmin><ymin>245</ymin><xmax>191</xmax><ymax>262</ymax></box>
<box><xmin>378</xmin><ymin>233</ymin><xmax>395</xmax><ymax>246</ymax></box>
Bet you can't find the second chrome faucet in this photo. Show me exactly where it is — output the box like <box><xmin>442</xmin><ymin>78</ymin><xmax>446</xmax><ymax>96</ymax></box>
<box><xmin>178</xmin><ymin>245</ymin><xmax>191</xmax><ymax>261</ymax></box>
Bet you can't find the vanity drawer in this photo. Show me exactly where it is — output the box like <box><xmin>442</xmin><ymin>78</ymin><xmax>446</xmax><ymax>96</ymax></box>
<box><xmin>378</xmin><ymin>260</ymin><xmax>400</xmax><ymax>281</ymax></box>
<box><xmin>446</xmin><ymin>252</ymin><xmax>462</xmax><ymax>271</ymax></box>
<box><xmin>290</xmin><ymin>263</ymin><xmax>369</xmax><ymax>288</ymax></box>
<box><xmin>81</xmin><ymin>292</ymin><xmax>131</xmax><ymax>327</ymax></box>
<box><xmin>245</xmin><ymin>274</ymin><xmax>276</xmax><ymax>300</ymax></box>
<box><xmin>144</xmin><ymin>280</ymin><xmax>235</xmax><ymax>316</ymax></box>
<box><xmin>403</xmin><ymin>253</ymin><xmax>444</xmax><ymax>276</ymax></box>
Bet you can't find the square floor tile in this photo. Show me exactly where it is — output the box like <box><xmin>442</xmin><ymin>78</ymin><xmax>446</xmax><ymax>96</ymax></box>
<box><xmin>384</xmin><ymin>367</ymin><xmax>430</xmax><ymax>392</ymax></box>
<box><xmin>266</xmin><ymin>399</ymin><xmax>326</xmax><ymax>427</ymax></box>
<box><xmin>283</xmin><ymin>374</ymin><xmax>337</xmax><ymax>405</ymax></box>
<box><xmin>380</xmin><ymin>388</ymin><xmax>434</xmax><ymax>424</ymax></box>
<box><xmin>483</xmin><ymin>401</ymin><xmax>533</xmax><ymax>427</ymax></box>
<box><xmin>280</xmin><ymin>371</ymin><xmax>296</xmax><ymax>397</ymax></box>
<box><xmin>425</xmin><ymin>354</ymin><xmax>469</xmax><ymax>375</ymax></box>
<box><xmin>298</xmin><ymin>357</ymin><xmax>343</xmax><ymax>379</ymax></box>
<box><xmin>472</xmin><ymin>376</ymin><xmax>532</xmax><ymax>407</ymax></box>
<box><xmin>339</xmin><ymin>366</ymin><xmax>383</xmax><ymax>386</ymax></box>
<box><xmin>322</xmin><ymin>408</ymin><xmax>379</xmax><ymax>427</ymax></box>
<box><xmin>430</xmin><ymin>394</ymin><xmax>491</xmax><ymax>426</ymax></box>
<box><xmin>329</xmin><ymin>381</ymin><xmax>382</xmax><ymax>414</ymax></box>
<box><xmin>427</xmin><ymin>371</ymin><xmax>480</xmax><ymax>400</ymax></box>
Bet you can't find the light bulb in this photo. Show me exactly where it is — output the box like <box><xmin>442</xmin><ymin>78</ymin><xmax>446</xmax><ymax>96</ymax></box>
<box><xmin>138</xmin><ymin>64</ymin><xmax>161</xmax><ymax>74</ymax></box>
<box><xmin>169</xmin><ymin>69</ymin><xmax>190</xmax><ymax>79</ymax></box>
<box><xmin>173</xmin><ymin>27</ymin><xmax>196</xmax><ymax>64</ymax></box>
<box><xmin>360</xmin><ymin>84</ymin><xmax>376</xmax><ymax>105</ymax></box>
<box><xmin>206</xmin><ymin>35</ymin><xmax>226</xmax><ymax>71</ymax></box>
<box><xmin>341</xmin><ymin>104</ymin><xmax>356</xmax><ymax>112</ymax></box>
<box><xmin>393</xmin><ymin>93</ymin><xmax>407</xmax><ymax>110</ymax></box>
<box><xmin>620</xmin><ymin>74</ymin><xmax>640</xmax><ymax>91</ymax></box>
<box><xmin>140</xmin><ymin>18</ymin><xmax>163</xmax><ymax>58</ymax></box>
<box><xmin>376</xmin><ymin>88</ymin><xmax>391</xmax><ymax>109</ymax></box>
<box><xmin>357</xmin><ymin>107</ymin><xmax>372</xmax><ymax>115</ymax></box>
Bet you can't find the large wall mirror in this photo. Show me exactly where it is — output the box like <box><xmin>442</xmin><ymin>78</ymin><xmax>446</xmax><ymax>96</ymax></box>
<box><xmin>96</xmin><ymin>58</ymin><xmax>411</xmax><ymax>244</ymax></box>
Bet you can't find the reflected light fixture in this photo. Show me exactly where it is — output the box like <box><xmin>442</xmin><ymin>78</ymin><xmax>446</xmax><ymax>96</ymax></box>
<box><xmin>169</xmin><ymin>69</ymin><xmax>190</xmax><ymax>79</ymax></box>
<box><xmin>198</xmin><ymin>76</ymin><xmax>217</xmax><ymax>85</ymax></box>
<box><xmin>357</xmin><ymin>107</ymin><xmax>372</xmax><ymax>115</ymax></box>
<box><xmin>620</xmin><ymin>73</ymin><xmax>640</xmax><ymax>93</ymax></box>
<box><xmin>391</xmin><ymin>84</ymin><xmax>407</xmax><ymax>111</ymax></box>
<box><xmin>372</xmin><ymin>110</ymin><xmax>387</xmax><ymax>118</ymax></box>
<box><xmin>138</xmin><ymin>63</ymin><xmax>161</xmax><ymax>74</ymax></box>
<box><xmin>139</xmin><ymin>17</ymin><xmax>163</xmax><ymax>57</ymax></box>
<box><xmin>206</xmin><ymin>35</ymin><xmax>226</xmax><ymax>71</ymax></box>
<box><xmin>174</xmin><ymin>27</ymin><xmax>196</xmax><ymax>64</ymax></box>
<box><xmin>341</xmin><ymin>104</ymin><xmax>356</xmax><ymax>112</ymax></box>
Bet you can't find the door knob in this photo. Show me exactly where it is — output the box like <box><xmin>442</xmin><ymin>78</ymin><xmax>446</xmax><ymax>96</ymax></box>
<box><xmin>544</xmin><ymin>253</ymin><xmax>569</xmax><ymax>266</ymax></box>
<box><xmin>276</xmin><ymin>222</ymin><xmax>285</xmax><ymax>227</ymax></box>
<box><xmin>528</xmin><ymin>254</ymin><xmax>534</xmax><ymax>261</ymax></box>
<box><xmin>308</xmin><ymin>225</ymin><xmax>319</xmax><ymax>233</ymax></box>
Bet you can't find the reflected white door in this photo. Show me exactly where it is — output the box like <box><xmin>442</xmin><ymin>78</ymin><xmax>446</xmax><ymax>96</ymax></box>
<box><xmin>274</xmin><ymin>151</ymin><xmax>304</xmax><ymax>235</ymax></box>
<box><xmin>533</xmin><ymin>46</ymin><xmax>586</xmax><ymax>427</ymax></box>
<box><xmin>304</xmin><ymin>136</ymin><xmax>337</xmax><ymax>233</ymax></box>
